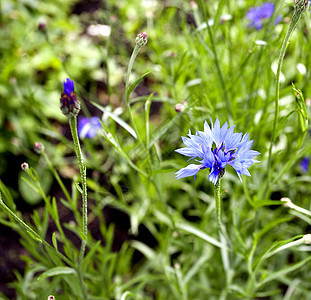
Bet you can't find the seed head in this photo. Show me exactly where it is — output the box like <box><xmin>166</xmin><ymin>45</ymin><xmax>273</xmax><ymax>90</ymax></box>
<box><xmin>135</xmin><ymin>32</ymin><xmax>148</xmax><ymax>48</ymax></box>
<box><xmin>294</xmin><ymin>0</ymin><xmax>310</xmax><ymax>13</ymax></box>
<box><xmin>34</xmin><ymin>142</ymin><xmax>45</xmax><ymax>154</ymax></box>
<box><xmin>60</xmin><ymin>78</ymin><xmax>80</xmax><ymax>117</ymax></box>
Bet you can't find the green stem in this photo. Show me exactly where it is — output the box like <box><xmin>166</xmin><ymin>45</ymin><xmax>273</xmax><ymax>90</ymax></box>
<box><xmin>125</xmin><ymin>45</ymin><xmax>141</xmax><ymax>141</ymax></box>
<box><xmin>69</xmin><ymin>117</ymin><xmax>88</xmax><ymax>263</ymax></box>
<box><xmin>0</xmin><ymin>192</ymin><xmax>74</xmax><ymax>267</ymax></box>
<box><xmin>215</xmin><ymin>179</ymin><xmax>222</xmax><ymax>233</ymax></box>
<box><xmin>42</xmin><ymin>152</ymin><xmax>72</xmax><ymax>203</ymax></box>
<box><xmin>265</xmin><ymin>12</ymin><xmax>300</xmax><ymax>196</ymax></box>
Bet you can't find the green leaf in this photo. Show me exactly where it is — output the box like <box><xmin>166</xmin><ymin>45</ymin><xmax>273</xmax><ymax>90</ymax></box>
<box><xmin>92</xmin><ymin>102</ymin><xmax>137</xmax><ymax>139</ymax></box>
<box><xmin>126</xmin><ymin>71</ymin><xmax>150</xmax><ymax>101</ymax></box>
<box><xmin>0</xmin><ymin>179</ymin><xmax>15</xmax><ymax>211</ymax></box>
<box><xmin>52</xmin><ymin>232</ymin><xmax>58</xmax><ymax>250</ymax></box>
<box><xmin>176</xmin><ymin>222</ymin><xmax>225</xmax><ymax>249</ymax></box>
<box><xmin>37</xmin><ymin>267</ymin><xmax>76</xmax><ymax>281</ymax></box>
<box><xmin>75</xmin><ymin>183</ymin><xmax>83</xmax><ymax>195</ymax></box>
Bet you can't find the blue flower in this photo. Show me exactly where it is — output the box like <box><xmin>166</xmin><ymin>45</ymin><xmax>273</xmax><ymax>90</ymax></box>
<box><xmin>60</xmin><ymin>78</ymin><xmax>80</xmax><ymax>117</ymax></box>
<box><xmin>175</xmin><ymin>119</ymin><xmax>260</xmax><ymax>185</ymax></box>
<box><xmin>78</xmin><ymin>116</ymin><xmax>101</xmax><ymax>139</ymax></box>
<box><xmin>300</xmin><ymin>157</ymin><xmax>310</xmax><ymax>173</ymax></box>
<box><xmin>247</xmin><ymin>3</ymin><xmax>281</xmax><ymax>30</ymax></box>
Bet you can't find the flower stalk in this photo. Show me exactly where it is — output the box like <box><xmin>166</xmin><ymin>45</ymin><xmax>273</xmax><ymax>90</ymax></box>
<box><xmin>69</xmin><ymin>116</ymin><xmax>88</xmax><ymax>263</ymax></box>
<box><xmin>266</xmin><ymin>3</ymin><xmax>308</xmax><ymax>195</ymax></box>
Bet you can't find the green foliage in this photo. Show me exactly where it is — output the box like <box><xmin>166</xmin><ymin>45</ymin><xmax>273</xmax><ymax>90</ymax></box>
<box><xmin>1</xmin><ymin>0</ymin><xmax>311</xmax><ymax>299</ymax></box>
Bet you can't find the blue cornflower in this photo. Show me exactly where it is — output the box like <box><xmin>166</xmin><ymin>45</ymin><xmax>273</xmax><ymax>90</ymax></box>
<box><xmin>78</xmin><ymin>116</ymin><xmax>101</xmax><ymax>139</ymax></box>
<box><xmin>60</xmin><ymin>78</ymin><xmax>80</xmax><ymax>117</ymax></box>
<box><xmin>175</xmin><ymin>119</ymin><xmax>260</xmax><ymax>185</ymax></box>
<box><xmin>247</xmin><ymin>3</ymin><xmax>281</xmax><ymax>30</ymax></box>
<box><xmin>300</xmin><ymin>157</ymin><xmax>310</xmax><ymax>173</ymax></box>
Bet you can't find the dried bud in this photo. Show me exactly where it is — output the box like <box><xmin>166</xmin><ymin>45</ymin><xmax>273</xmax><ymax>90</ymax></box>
<box><xmin>135</xmin><ymin>32</ymin><xmax>148</xmax><ymax>48</ymax></box>
<box><xmin>34</xmin><ymin>142</ymin><xmax>44</xmax><ymax>154</ymax></box>
<box><xmin>294</xmin><ymin>0</ymin><xmax>310</xmax><ymax>13</ymax></box>
<box><xmin>21</xmin><ymin>162</ymin><xmax>29</xmax><ymax>171</ymax></box>
<box><xmin>60</xmin><ymin>78</ymin><xmax>80</xmax><ymax>117</ymax></box>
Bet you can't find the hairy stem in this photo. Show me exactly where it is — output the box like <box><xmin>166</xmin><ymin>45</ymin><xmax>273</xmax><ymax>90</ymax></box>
<box><xmin>69</xmin><ymin>116</ymin><xmax>88</xmax><ymax>263</ymax></box>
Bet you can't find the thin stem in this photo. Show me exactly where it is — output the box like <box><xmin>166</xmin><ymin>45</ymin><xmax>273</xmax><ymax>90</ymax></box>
<box><xmin>214</xmin><ymin>179</ymin><xmax>222</xmax><ymax>233</ymax></box>
<box><xmin>42</xmin><ymin>152</ymin><xmax>72</xmax><ymax>203</ymax></box>
<box><xmin>265</xmin><ymin>12</ymin><xmax>300</xmax><ymax>196</ymax></box>
<box><xmin>125</xmin><ymin>45</ymin><xmax>141</xmax><ymax>141</ymax></box>
<box><xmin>69</xmin><ymin>117</ymin><xmax>88</xmax><ymax>263</ymax></box>
<box><xmin>0</xmin><ymin>192</ymin><xmax>74</xmax><ymax>267</ymax></box>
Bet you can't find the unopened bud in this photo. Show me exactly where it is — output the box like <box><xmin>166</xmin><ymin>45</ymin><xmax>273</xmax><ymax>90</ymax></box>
<box><xmin>175</xmin><ymin>103</ymin><xmax>185</xmax><ymax>112</ymax></box>
<box><xmin>48</xmin><ymin>296</ymin><xmax>55</xmax><ymax>300</ymax></box>
<box><xmin>303</xmin><ymin>234</ymin><xmax>311</xmax><ymax>244</ymax></box>
<box><xmin>21</xmin><ymin>162</ymin><xmax>29</xmax><ymax>171</ymax></box>
<box><xmin>294</xmin><ymin>0</ymin><xmax>310</xmax><ymax>13</ymax></box>
<box><xmin>38</xmin><ymin>22</ymin><xmax>47</xmax><ymax>31</ymax></box>
<box><xmin>135</xmin><ymin>32</ymin><xmax>148</xmax><ymax>48</ymax></box>
<box><xmin>60</xmin><ymin>78</ymin><xmax>80</xmax><ymax>117</ymax></box>
<box><xmin>34</xmin><ymin>142</ymin><xmax>44</xmax><ymax>154</ymax></box>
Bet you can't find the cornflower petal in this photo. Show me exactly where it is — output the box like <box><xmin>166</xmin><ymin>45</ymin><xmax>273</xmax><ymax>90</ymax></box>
<box><xmin>175</xmin><ymin>164</ymin><xmax>202</xmax><ymax>179</ymax></box>
<box><xmin>175</xmin><ymin>120</ymin><xmax>260</xmax><ymax>184</ymax></box>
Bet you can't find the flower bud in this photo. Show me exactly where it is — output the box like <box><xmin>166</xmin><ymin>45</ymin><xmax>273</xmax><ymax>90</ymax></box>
<box><xmin>21</xmin><ymin>162</ymin><xmax>29</xmax><ymax>171</ymax></box>
<box><xmin>60</xmin><ymin>78</ymin><xmax>80</xmax><ymax>117</ymax></box>
<box><xmin>175</xmin><ymin>103</ymin><xmax>185</xmax><ymax>112</ymax></box>
<box><xmin>34</xmin><ymin>142</ymin><xmax>44</xmax><ymax>154</ymax></box>
<box><xmin>135</xmin><ymin>32</ymin><xmax>148</xmax><ymax>48</ymax></box>
<box><xmin>294</xmin><ymin>0</ymin><xmax>310</xmax><ymax>13</ymax></box>
<box><xmin>48</xmin><ymin>296</ymin><xmax>55</xmax><ymax>300</ymax></box>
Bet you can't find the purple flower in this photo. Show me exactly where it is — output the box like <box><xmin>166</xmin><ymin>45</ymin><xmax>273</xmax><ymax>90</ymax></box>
<box><xmin>300</xmin><ymin>157</ymin><xmax>310</xmax><ymax>173</ymax></box>
<box><xmin>78</xmin><ymin>116</ymin><xmax>101</xmax><ymax>139</ymax></box>
<box><xmin>175</xmin><ymin>119</ymin><xmax>260</xmax><ymax>185</ymax></box>
<box><xmin>60</xmin><ymin>78</ymin><xmax>80</xmax><ymax>117</ymax></box>
<box><xmin>247</xmin><ymin>3</ymin><xmax>281</xmax><ymax>30</ymax></box>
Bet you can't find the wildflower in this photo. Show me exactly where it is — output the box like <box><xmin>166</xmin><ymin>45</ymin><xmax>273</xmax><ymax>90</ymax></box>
<box><xmin>247</xmin><ymin>3</ymin><xmax>281</xmax><ymax>30</ymax></box>
<box><xmin>78</xmin><ymin>117</ymin><xmax>101</xmax><ymax>139</ymax></box>
<box><xmin>135</xmin><ymin>32</ymin><xmax>148</xmax><ymax>47</ymax></box>
<box><xmin>300</xmin><ymin>157</ymin><xmax>310</xmax><ymax>173</ymax></box>
<box><xmin>175</xmin><ymin>119</ymin><xmax>260</xmax><ymax>184</ymax></box>
<box><xmin>60</xmin><ymin>78</ymin><xmax>80</xmax><ymax>117</ymax></box>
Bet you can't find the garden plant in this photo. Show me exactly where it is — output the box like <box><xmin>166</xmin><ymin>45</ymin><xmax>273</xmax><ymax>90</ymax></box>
<box><xmin>1</xmin><ymin>0</ymin><xmax>311</xmax><ymax>299</ymax></box>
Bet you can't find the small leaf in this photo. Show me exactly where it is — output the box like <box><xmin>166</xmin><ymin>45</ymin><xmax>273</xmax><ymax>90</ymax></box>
<box><xmin>75</xmin><ymin>183</ymin><xmax>83</xmax><ymax>194</ymax></box>
<box><xmin>126</xmin><ymin>72</ymin><xmax>150</xmax><ymax>101</ymax></box>
<box><xmin>52</xmin><ymin>232</ymin><xmax>58</xmax><ymax>250</ymax></box>
<box><xmin>37</xmin><ymin>267</ymin><xmax>76</xmax><ymax>281</ymax></box>
<box><xmin>92</xmin><ymin>102</ymin><xmax>137</xmax><ymax>139</ymax></box>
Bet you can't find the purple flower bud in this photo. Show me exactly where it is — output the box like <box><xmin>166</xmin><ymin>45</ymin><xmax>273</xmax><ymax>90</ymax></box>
<box><xmin>135</xmin><ymin>32</ymin><xmax>148</xmax><ymax>47</ymax></box>
<box><xmin>294</xmin><ymin>0</ymin><xmax>310</xmax><ymax>13</ymax></box>
<box><xmin>34</xmin><ymin>142</ymin><xmax>44</xmax><ymax>154</ymax></box>
<box><xmin>60</xmin><ymin>78</ymin><xmax>80</xmax><ymax>117</ymax></box>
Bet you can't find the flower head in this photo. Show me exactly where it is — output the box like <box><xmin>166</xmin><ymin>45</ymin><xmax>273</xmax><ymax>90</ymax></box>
<box><xmin>175</xmin><ymin>119</ymin><xmax>260</xmax><ymax>185</ymax></box>
<box><xmin>135</xmin><ymin>32</ymin><xmax>148</xmax><ymax>47</ymax></box>
<box><xmin>300</xmin><ymin>156</ymin><xmax>310</xmax><ymax>173</ymax></box>
<box><xmin>60</xmin><ymin>78</ymin><xmax>80</xmax><ymax>117</ymax></box>
<box><xmin>294</xmin><ymin>0</ymin><xmax>311</xmax><ymax>14</ymax></box>
<box><xmin>78</xmin><ymin>116</ymin><xmax>101</xmax><ymax>139</ymax></box>
<box><xmin>247</xmin><ymin>3</ymin><xmax>281</xmax><ymax>30</ymax></box>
